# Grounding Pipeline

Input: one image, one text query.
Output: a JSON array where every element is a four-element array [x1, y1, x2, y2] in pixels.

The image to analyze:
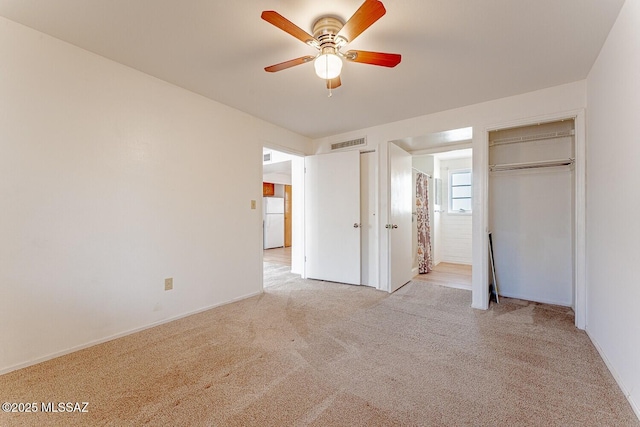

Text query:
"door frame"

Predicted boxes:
[[360, 150, 380, 288], [379, 142, 391, 291], [261, 144, 306, 278]]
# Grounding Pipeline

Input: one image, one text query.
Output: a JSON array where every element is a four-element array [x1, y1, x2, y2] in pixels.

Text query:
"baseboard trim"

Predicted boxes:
[[586, 328, 640, 422], [0, 290, 263, 376], [497, 291, 572, 308], [439, 282, 472, 291]]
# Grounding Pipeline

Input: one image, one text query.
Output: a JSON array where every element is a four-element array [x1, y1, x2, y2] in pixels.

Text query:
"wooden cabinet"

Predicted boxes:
[[284, 184, 292, 247], [263, 182, 274, 196]]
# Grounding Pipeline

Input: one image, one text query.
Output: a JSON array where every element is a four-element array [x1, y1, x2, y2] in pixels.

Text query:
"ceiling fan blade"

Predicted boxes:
[[326, 76, 342, 89], [261, 11, 317, 47], [336, 0, 386, 44], [265, 55, 316, 73], [344, 50, 401, 67]]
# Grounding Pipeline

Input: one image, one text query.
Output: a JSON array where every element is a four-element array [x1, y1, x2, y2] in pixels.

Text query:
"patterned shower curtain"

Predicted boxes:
[[416, 172, 433, 274]]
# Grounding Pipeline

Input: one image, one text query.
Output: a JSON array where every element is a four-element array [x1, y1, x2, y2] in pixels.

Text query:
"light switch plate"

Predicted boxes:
[[164, 278, 173, 291], [251, 200, 257, 209]]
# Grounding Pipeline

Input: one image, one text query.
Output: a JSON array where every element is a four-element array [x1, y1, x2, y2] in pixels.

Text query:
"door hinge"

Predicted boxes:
[[304, 256, 307, 262]]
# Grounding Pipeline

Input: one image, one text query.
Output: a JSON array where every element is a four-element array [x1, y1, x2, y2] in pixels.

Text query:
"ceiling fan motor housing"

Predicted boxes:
[[313, 17, 346, 52]]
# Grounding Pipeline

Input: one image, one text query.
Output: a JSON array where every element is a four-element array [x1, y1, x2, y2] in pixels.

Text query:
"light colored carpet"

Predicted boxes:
[[1, 263, 637, 426]]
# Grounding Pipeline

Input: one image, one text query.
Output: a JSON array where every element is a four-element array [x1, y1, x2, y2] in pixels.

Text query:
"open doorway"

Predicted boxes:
[[390, 127, 473, 292], [262, 147, 304, 284], [262, 148, 293, 267], [411, 148, 473, 290]]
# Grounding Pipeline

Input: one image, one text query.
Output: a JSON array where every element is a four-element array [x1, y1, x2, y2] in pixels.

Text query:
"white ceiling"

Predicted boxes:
[[0, 0, 624, 139], [433, 148, 473, 161], [263, 160, 292, 177]]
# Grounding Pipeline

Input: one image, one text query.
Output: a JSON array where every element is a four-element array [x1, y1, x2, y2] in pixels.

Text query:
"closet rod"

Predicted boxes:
[[489, 158, 574, 172], [412, 167, 432, 178]]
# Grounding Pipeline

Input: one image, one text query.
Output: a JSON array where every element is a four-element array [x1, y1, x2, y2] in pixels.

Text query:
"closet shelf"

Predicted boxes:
[[489, 130, 574, 147], [489, 158, 574, 172]]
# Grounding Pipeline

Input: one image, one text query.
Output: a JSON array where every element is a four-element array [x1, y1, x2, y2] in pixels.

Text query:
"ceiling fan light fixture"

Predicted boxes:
[[314, 53, 342, 80], [262, 1, 400, 89]]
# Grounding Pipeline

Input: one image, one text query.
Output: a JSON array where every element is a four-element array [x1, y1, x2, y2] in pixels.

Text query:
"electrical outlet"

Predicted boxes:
[[251, 200, 257, 209], [164, 278, 173, 291]]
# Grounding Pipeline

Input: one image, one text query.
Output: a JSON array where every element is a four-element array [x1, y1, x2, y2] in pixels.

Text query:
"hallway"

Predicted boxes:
[[413, 262, 472, 291], [263, 247, 291, 266]]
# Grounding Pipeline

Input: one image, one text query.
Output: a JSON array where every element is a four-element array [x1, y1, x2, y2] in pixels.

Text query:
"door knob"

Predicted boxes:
[[392, 224, 398, 229], [353, 223, 360, 228]]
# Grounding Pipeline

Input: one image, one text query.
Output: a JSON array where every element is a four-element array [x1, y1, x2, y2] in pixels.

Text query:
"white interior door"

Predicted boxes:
[[360, 151, 377, 287], [388, 143, 413, 292], [305, 151, 361, 285]]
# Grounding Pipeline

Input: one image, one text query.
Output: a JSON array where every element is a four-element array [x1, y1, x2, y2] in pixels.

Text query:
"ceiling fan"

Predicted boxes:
[[261, 0, 401, 91]]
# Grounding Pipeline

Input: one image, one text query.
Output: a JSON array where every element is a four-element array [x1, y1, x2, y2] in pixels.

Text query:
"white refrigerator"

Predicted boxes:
[[263, 197, 285, 249]]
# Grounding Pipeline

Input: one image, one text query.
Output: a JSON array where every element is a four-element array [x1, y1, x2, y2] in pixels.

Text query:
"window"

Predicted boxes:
[[449, 169, 472, 213]]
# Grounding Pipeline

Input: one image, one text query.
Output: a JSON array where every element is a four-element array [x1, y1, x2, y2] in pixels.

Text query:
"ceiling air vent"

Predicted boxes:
[[263, 152, 272, 162], [331, 137, 366, 151]]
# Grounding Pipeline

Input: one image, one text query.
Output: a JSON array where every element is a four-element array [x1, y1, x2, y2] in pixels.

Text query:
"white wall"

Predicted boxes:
[[262, 173, 291, 186], [273, 184, 285, 197], [291, 156, 305, 276], [440, 158, 473, 265], [432, 157, 442, 265], [314, 80, 587, 310], [586, 0, 640, 417], [0, 17, 311, 373]]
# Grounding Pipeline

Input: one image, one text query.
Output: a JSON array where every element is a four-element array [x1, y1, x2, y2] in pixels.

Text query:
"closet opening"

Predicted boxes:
[[488, 119, 576, 307]]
